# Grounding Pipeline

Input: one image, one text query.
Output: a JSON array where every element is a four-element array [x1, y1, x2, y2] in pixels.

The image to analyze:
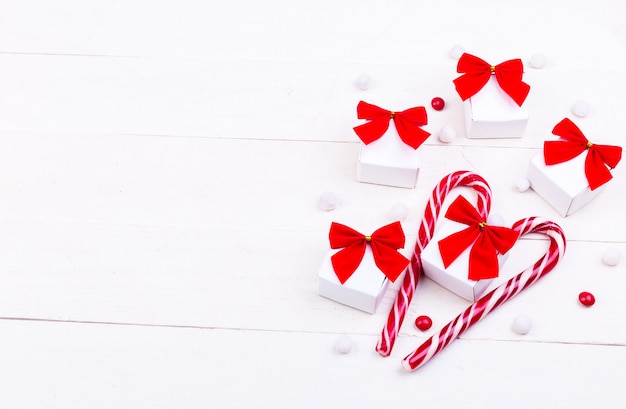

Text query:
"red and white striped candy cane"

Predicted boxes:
[[376, 170, 492, 356], [401, 216, 566, 371]]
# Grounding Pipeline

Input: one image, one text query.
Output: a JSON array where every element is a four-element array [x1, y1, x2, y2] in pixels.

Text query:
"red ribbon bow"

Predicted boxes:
[[453, 53, 530, 106], [329, 221, 410, 284], [544, 118, 623, 191], [437, 196, 519, 281], [353, 101, 430, 150]]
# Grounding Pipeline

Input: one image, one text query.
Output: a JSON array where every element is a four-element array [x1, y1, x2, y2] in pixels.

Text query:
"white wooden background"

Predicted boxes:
[[1, 1, 625, 408]]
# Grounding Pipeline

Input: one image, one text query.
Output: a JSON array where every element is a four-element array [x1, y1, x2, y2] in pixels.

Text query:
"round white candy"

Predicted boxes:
[[318, 191, 339, 211], [449, 44, 465, 59], [512, 314, 532, 335], [335, 335, 353, 354], [389, 203, 409, 221], [514, 177, 531, 192], [602, 247, 621, 266], [356, 74, 371, 90], [438, 125, 456, 143], [529, 53, 547, 69], [572, 100, 590, 118]]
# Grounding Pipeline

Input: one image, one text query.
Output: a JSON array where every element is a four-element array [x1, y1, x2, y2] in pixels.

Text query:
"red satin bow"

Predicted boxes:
[[437, 196, 519, 281], [329, 221, 409, 284], [544, 118, 622, 191], [353, 101, 430, 150], [453, 53, 530, 106]]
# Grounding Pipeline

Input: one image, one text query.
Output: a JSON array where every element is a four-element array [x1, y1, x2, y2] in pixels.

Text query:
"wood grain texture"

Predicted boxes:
[[0, 1, 625, 407]]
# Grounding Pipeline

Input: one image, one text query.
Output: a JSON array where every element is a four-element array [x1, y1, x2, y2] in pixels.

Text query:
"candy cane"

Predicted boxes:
[[401, 216, 566, 371], [376, 171, 492, 356]]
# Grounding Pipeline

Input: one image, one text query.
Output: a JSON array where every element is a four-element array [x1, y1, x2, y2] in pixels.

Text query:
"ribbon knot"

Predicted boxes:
[[544, 118, 623, 190], [329, 222, 410, 284], [437, 196, 519, 281], [353, 101, 430, 150], [453, 53, 530, 106]]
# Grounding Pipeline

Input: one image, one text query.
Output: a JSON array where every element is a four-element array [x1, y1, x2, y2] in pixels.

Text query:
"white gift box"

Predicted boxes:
[[356, 121, 420, 189], [464, 76, 529, 139], [421, 214, 508, 302], [527, 152, 606, 217], [318, 245, 389, 314]]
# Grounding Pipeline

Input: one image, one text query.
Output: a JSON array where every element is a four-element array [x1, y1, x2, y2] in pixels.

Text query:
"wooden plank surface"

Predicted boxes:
[[0, 1, 625, 408]]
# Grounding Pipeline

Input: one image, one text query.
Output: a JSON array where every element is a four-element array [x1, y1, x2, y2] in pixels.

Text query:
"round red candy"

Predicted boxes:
[[431, 97, 445, 111], [415, 315, 433, 331], [578, 291, 595, 307]]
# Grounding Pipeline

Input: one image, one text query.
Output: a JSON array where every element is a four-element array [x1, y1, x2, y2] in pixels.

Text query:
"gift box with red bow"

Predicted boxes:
[[353, 101, 430, 188], [527, 118, 623, 216], [420, 195, 519, 301], [453, 53, 530, 139], [318, 221, 410, 313]]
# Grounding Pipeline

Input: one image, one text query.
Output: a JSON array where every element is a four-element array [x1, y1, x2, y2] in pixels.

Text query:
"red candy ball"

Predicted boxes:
[[431, 97, 445, 111], [578, 291, 596, 307], [415, 315, 433, 331]]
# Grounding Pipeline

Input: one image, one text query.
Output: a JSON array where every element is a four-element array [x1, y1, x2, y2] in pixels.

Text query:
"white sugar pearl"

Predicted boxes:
[[487, 213, 504, 227], [438, 125, 456, 143], [572, 100, 590, 117], [318, 191, 339, 211], [514, 177, 530, 192], [512, 314, 532, 335], [356, 73, 371, 90], [389, 203, 409, 221], [449, 44, 465, 59], [602, 247, 621, 266], [335, 335, 353, 354], [529, 53, 547, 69]]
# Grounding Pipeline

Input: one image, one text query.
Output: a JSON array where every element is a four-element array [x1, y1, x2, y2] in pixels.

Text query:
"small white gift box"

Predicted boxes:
[[353, 101, 429, 189], [318, 221, 409, 313], [421, 212, 510, 302], [527, 118, 622, 217], [318, 245, 389, 314], [463, 76, 529, 139], [527, 152, 605, 217], [356, 124, 421, 189]]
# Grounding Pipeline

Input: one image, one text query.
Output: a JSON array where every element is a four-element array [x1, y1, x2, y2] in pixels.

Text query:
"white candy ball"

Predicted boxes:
[[572, 100, 590, 118], [335, 335, 353, 354], [318, 191, 339, 211], [438, 125, 456, 143], [356, 74, 371, 90], [389, 203, 409, 221], [449, 44, 465, 59], [529, 53, 547, 69], [514, 177, 531, 192], [602, 247, 621, 266], [512, 314, 533, 335]]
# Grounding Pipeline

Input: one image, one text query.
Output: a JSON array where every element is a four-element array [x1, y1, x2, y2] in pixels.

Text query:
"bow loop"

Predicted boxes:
[[329, 222, 409, 284], [453, 53, 530, 106], [437, 196, 519, 281], [544, 118, 623, 190], [353, 101, 430, 150]]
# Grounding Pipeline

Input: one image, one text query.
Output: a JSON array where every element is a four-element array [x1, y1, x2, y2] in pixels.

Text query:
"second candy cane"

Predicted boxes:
[[376, 170, 492, 356], [401, 216, 566, 371]]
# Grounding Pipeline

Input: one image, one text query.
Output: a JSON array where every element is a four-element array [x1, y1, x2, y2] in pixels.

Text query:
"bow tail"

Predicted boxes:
[[453, 72, 490, 101], [353, 118, 391, 145], [330, 244, 366, 284], [468, 235, 500, 281], [495, 69, 530, 106], [394, 117, 431, 150], [438, 226, 481, 269], [585, 149, 614, 190], [370, 242, 409, 282]]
